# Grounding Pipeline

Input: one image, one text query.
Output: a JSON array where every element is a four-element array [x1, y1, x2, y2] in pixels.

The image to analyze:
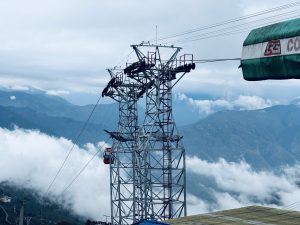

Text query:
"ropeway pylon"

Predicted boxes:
[[102, 43, 195, 225]]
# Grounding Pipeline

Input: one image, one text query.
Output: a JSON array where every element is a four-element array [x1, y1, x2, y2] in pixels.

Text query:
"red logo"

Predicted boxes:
[[264, 40, 281, 56]]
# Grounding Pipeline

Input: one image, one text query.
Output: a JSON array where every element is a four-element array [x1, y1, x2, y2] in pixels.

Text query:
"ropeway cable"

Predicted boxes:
[[60, 136, 112, 194], [45, 94, 103, 195], [149, 0, 300, 43]]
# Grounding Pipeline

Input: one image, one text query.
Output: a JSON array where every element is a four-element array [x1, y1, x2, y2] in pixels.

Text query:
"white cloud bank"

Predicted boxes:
[[178, 93, 274, 115], [0, 127, 110, 220], [46, 90, 70, 96], [1, 127, 300, 220], [187, 157, 300, 215]]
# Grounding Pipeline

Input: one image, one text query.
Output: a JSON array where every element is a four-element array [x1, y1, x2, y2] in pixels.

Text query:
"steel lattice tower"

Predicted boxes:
[[102, 68, 144, 225], [102, 44, 195, 225]]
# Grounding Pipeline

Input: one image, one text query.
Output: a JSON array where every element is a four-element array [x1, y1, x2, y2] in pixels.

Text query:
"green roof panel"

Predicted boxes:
[[244, 18, 300, 46]]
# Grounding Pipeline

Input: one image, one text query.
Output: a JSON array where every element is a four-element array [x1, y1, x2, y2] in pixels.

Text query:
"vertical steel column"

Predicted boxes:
[[102, 70, 140, 225], [129, 44, 191, 221]]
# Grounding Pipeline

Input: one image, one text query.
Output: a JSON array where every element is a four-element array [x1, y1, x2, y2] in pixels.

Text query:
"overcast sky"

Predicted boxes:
[[2, 2, 300, 220], [1, 0, 300, 104]]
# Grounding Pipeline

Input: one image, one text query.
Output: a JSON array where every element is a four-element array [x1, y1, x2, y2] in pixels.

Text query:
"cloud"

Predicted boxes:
[[233, 95, 273, 110], [10, 96, 16, 100], [186, 156, 300, 215], [10, 86, 29, 91], [2, 127, 300, 220], [1, 0, 299, 102], [0, 127, 110, 220], [177, 93, 274, 115], [46, 90, 70, 96]]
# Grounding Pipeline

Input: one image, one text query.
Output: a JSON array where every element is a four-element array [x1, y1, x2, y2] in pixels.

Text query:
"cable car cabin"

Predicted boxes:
[[103, 147, 114, 165]]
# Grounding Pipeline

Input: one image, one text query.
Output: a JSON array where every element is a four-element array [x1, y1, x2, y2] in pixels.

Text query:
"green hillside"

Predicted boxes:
[[0, 182, 85, 225], [181, 105, 300, 169]]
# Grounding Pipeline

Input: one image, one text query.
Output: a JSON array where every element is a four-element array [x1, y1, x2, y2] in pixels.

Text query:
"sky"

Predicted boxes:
[[2, 1, 300, 221], [1, 0, 300, 105]]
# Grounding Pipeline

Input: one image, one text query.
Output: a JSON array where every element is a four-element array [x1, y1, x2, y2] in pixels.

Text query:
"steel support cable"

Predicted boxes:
[[194, 58, 241, 63], [60, 136, 112, 194], [122, 15, 297, 68], [45, 94, 103, 195], [171, 9, 300, 44], [119, 58, 241, 72], [173, 13, 300, 44], [174, 13, 300, 44], [149, 1, 300, 43], [115, 50, 134, 68], [159, 58, 241, 63]]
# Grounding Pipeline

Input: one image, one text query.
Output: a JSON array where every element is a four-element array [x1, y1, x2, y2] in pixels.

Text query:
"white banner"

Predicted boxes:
[[242, 36, 300, 60]]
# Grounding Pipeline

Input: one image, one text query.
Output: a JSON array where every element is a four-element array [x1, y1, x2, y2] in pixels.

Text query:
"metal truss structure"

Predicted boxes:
[[102, 43, 195, 225], [102, 69, 142, 225]]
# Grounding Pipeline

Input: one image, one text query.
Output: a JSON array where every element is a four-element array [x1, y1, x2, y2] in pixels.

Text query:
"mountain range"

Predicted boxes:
[[181, 105, 300, 169], [1, 89, 300, 222], [1, 89, 300, 169], [0, 90, 117, 145], [0, 182, 84, 225]]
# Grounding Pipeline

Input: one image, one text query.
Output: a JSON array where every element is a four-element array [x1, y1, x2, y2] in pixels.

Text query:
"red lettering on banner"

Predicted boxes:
[[264, 40, 281, 56]]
